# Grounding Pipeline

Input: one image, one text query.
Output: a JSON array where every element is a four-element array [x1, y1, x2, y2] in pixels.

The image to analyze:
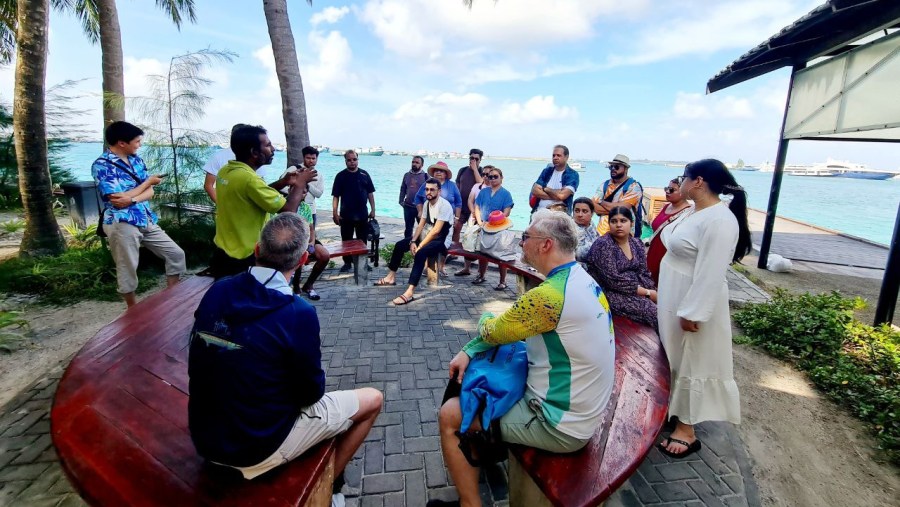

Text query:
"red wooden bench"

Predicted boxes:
[[312, 239, 369, 285], [51, 276, 336, 507], [443, 242, 544, 293], [507, 316, 670, 506]]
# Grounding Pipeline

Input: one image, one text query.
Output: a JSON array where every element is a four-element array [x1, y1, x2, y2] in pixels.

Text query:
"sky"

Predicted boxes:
[[2, 0, 899, 170]]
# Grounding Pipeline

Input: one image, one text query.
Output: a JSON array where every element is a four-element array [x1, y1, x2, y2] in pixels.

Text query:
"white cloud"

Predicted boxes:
[[673, 92, 754, 120], [609, 1, 817, 66], [304, 30, 354, 92], [311, 6, 350, 27], [392, 92, 490, 122], [498, 96, 578, 124]]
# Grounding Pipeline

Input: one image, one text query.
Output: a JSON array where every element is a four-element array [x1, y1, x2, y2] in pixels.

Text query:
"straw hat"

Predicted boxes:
[[482, 210, 513, 233], [427, 161, 453, 178], [607, 154, 631, 167]]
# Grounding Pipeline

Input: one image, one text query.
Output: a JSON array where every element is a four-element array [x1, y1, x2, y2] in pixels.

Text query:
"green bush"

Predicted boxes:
[[735, 290, 900, 464], [157, 215, 216, 268], [1, 219, 25, 233], [0, 245, 158, 304], [380, 243, 413, 268]]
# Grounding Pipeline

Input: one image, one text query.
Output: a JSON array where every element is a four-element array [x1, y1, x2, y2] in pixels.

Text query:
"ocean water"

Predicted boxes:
[[62, 143, 899, 246]]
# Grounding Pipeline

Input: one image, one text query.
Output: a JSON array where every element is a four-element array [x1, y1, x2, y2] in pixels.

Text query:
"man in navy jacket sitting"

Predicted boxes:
[[188, 213, 382, 500]]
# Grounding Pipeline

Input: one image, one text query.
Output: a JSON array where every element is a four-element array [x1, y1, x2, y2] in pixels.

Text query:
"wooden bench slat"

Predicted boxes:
[[52, 276, 337, 507], [509, 316, 670, 507]]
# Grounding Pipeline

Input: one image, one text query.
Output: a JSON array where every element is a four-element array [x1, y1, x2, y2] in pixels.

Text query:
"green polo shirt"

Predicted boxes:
[[214, 161, 287, 259]]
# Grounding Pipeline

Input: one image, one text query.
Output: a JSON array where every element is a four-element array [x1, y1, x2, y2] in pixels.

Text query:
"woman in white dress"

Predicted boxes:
[[657, 159, 752, 458]]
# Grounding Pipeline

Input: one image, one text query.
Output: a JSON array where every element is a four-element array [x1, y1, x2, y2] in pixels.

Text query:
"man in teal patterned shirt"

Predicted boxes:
[[92, 121, 185, 307]]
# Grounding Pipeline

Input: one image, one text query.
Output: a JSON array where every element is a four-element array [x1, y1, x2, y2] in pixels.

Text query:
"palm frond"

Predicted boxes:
[[154, 0, 196, 30]]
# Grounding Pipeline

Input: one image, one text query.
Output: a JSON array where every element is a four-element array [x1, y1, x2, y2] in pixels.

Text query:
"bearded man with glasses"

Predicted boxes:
[[591, 153, 645, 237]]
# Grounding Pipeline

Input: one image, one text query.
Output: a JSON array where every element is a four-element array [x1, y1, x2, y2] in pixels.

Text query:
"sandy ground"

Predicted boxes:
[[0, 214, 898, 505]]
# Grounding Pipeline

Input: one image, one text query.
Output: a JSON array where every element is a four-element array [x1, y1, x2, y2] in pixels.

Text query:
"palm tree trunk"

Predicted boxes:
[[14, 0, 65, 257], [97, 0, 126, 128], [262, 0, 310, 167]]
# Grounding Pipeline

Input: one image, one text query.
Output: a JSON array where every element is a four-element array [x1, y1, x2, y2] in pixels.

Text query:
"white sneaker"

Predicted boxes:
[[331, 493, 346, 507]]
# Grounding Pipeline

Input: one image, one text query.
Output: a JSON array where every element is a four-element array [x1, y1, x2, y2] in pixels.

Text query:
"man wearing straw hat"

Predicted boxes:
[[592, 153, 645, 237]]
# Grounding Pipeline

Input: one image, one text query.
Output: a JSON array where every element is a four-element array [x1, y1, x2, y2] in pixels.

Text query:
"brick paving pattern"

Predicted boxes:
[[0, 218, 763, 506]]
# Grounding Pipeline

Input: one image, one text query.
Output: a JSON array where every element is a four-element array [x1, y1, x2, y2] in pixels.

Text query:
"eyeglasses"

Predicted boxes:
[[521, 232, 549, 243], [486, 174, 500, 180], [664, 187, 678, 194], [469, 156, 480, 161]]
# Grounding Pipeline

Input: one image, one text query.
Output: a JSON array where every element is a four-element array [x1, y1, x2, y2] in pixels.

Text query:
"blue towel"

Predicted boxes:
[[459, 341, 528, 433]]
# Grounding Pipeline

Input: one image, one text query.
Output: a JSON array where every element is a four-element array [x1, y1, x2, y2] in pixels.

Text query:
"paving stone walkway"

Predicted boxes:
[[0, 218, 766, 506]]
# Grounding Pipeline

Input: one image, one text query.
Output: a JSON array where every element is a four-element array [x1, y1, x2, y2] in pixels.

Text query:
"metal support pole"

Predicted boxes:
[[758, 63, 804, 270], [874, 202, 900, 326]]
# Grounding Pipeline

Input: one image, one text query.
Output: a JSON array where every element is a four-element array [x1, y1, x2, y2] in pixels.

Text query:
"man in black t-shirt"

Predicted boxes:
[[332, 150, 376, 271], [453, 148, 484, 243]]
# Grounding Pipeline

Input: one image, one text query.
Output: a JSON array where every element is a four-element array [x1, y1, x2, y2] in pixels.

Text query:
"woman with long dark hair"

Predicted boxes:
[[583, 206, 657, 328], [657, 159, 751, 459], [646, 178, 693, 284]]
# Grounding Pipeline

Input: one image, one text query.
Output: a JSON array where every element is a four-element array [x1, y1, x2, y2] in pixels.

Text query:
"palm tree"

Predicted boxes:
[[13, 0, 66, 256], [68, 0, 197, 128], [262, 0, 311, 167]]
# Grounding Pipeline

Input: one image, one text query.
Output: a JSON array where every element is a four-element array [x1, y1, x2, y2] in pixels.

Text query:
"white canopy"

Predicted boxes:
[[784, 30, 900, 141]]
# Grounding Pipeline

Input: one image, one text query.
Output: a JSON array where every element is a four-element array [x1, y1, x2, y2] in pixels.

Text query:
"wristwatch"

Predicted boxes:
[[130, 197, 137, 204]]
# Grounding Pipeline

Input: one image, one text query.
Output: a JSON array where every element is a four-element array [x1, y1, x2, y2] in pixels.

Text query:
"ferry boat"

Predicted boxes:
[[786, 166, 836, 177], [359, 146, 384, 156], [570, 161, 585, 171], [814, 159, 894, 180]]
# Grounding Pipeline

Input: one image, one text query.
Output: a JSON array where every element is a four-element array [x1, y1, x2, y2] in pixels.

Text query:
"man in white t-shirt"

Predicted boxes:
[[529, 145, 580, 214], [203, 124, 250, 203], [374, 179, 453, 306]]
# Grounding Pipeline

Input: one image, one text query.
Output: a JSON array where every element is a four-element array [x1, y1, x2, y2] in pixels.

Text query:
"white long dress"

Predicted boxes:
[[658, 202, 741, 425]]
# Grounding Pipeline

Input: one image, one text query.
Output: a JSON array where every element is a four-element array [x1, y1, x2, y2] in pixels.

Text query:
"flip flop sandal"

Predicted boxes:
[[494, 283, 508, 291], [472, 276, 487, 285], [657, 437, 701, 459], [454, 270, 472, 276], [391, 294, 416, 306], [374, 278, 396, 286], [301, 288, 321, 301]]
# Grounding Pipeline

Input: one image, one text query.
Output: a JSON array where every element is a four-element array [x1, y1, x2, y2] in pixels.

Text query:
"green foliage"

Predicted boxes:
[[735, 290, 900, 464], [380, 243, 412, 268], [157, 215, 216, 267], [0, 82, 84, 209], [61, 222, 100, 249], [0, 245, 157, 304], [1, 218, 24, 233], [0, 310, 29, 353]]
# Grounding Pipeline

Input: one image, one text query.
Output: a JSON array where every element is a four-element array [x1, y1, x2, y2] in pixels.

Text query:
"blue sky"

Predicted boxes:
[[2, 0, 899, 169]]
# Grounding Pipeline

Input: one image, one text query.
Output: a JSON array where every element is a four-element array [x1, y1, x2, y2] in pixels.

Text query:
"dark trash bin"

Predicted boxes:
[[61, 181, 102, 229]]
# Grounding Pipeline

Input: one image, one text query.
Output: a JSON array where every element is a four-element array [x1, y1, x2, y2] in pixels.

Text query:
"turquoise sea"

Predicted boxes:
[[63, 143, 899, 246]]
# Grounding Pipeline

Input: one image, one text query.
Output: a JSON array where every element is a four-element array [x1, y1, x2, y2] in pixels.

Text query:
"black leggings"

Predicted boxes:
[[389, 238, 447, 287]]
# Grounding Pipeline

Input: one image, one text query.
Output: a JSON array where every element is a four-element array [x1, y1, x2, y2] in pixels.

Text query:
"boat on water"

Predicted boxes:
[[570, 161, 585, 171], [786, 165, 836, 177], [814, 159, 895, 180], [359, 146, 384, 156]]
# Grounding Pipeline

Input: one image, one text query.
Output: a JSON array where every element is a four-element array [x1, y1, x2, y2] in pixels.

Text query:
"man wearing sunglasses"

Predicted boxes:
[[453, 148, 485, 244], [591, 154, 644, 237]]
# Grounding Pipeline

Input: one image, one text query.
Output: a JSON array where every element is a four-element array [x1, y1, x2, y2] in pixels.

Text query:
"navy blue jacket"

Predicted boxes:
[[188, 272, 325, 467]]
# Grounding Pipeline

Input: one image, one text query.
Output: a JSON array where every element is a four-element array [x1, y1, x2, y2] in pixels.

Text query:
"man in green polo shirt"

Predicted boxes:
[[209, 125, 315, 278]]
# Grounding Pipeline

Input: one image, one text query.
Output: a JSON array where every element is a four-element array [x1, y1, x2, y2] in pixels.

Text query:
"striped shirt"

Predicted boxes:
[[462, 262, 615, 439]]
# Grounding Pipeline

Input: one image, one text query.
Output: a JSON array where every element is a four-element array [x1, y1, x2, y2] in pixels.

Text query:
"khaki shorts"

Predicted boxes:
[[104, 221, 186, 293], [232, 390, 359, 479], [500, 396, 589, 454]]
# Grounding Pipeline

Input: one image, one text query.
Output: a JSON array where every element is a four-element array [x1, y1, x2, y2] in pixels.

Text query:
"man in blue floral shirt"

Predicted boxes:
[[92, 121, 185, 307]]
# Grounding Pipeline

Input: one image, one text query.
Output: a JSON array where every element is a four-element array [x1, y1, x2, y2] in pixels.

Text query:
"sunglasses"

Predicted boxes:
[[469, 156, 481, 161], [608, 164, 625, 170], [676, 175, 688, 185], [486, 174, 500, 180], [664, 187, 678, 194]]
